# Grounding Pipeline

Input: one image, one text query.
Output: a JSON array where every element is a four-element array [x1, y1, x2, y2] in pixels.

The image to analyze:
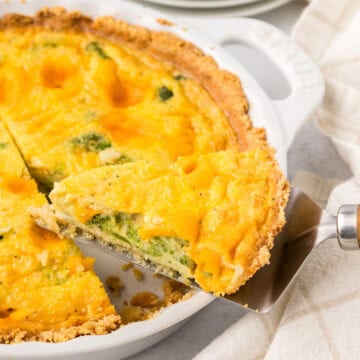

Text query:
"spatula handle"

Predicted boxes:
[[337, 205, 360, 250]]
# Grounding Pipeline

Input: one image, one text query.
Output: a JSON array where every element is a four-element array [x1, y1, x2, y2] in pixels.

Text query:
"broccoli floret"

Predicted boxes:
[[148, 237, 168, 257], [70, 132, 111, 153], [180, 255, 195, 270], [173, 74, 186, 81], [114, 213, 127, 224], [85, 41, 111, 60], [116, 153, 133, 164], [125, 225, 138, 242], [86, 213, 112, 227], [87, 213, 130, 243], [99, 149, 133, 166], [0, 143, 7, 150], [158, 86, 174, 101]]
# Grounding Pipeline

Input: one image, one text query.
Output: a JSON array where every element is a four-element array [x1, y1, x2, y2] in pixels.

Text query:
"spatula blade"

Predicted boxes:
[[224, 188, 337, 312]]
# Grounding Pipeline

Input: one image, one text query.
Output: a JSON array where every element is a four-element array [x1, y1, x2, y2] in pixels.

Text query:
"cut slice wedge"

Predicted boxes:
[[33, 148, 289, 296], [0, 124, 120, 343]]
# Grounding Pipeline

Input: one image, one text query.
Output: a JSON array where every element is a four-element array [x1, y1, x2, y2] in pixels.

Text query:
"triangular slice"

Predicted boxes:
[[0, 124, 120, 343], [34, 148, 289, 296]]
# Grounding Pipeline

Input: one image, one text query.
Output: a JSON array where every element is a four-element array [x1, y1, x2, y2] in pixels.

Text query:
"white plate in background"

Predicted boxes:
[[130, 0, 292, 16], [141, 0, 261, 10]]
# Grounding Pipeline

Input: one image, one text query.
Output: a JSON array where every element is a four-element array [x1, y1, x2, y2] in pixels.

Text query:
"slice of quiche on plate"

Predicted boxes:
[[33, 148, 289, 296], [0, 124, 120, 343]]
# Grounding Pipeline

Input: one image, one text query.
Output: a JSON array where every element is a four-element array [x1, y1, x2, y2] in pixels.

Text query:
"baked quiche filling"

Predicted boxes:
[[0, 18, 243, 190], [38, 148, 288, 295], [0, 124, 120, 344]]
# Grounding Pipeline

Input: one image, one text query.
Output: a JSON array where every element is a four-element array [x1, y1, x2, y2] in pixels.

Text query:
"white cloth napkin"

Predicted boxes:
[[194, 1, 360, 359]]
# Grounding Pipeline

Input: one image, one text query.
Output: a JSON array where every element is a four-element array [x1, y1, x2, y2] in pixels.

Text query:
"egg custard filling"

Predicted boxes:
[[34, 148, 288, 296], [0, 8, 263, 191], [0, 124, 120, 344], [0, 7, 289, 341]]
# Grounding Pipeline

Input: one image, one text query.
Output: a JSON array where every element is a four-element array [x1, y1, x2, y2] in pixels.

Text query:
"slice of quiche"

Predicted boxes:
[[33, 148, 289, 296], [0, 124, 120, 344], [0, 8, 264, 191]]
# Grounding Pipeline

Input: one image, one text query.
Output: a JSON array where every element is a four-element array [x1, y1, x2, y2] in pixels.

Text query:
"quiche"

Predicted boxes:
[[36, 148, 288, 295], [0, 123, 120, 343], [0, 5, 289, 337]]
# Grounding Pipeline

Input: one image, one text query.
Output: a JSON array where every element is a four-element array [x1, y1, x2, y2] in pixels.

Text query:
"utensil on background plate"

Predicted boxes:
[[0, 1, 323, 359]]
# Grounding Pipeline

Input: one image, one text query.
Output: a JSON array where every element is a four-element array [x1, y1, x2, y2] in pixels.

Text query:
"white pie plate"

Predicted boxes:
[[0, 1, 324, 359]]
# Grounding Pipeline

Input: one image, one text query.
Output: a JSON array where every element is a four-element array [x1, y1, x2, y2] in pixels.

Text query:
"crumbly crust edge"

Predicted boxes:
[[0, 314, 121, 344], [224, 150, 290, 295]]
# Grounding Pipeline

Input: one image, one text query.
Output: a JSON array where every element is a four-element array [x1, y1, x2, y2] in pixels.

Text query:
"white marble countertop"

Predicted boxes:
[[129, 2, 352, 359]]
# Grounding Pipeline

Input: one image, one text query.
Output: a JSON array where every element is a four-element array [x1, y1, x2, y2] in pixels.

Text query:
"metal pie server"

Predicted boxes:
[[76, 187, 357, 313], [224, 187, 357, 312]]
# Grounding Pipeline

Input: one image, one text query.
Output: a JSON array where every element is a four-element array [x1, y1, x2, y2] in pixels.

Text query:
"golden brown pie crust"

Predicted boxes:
[[0, 315, 120, 344]]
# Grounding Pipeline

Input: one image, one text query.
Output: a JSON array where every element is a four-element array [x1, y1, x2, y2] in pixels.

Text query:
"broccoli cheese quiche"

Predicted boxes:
[[0, 5, 289, 325], [0, 124, 120, 343]]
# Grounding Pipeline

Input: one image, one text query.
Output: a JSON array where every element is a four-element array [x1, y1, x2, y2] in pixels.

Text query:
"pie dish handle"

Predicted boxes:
[[191, 18, 325, 149]]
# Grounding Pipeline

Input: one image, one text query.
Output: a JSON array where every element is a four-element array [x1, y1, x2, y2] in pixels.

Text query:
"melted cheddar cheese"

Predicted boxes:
[[0, 124, 119, 343], [0, 27, 238, 189], [49, 149, 287, 295]]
